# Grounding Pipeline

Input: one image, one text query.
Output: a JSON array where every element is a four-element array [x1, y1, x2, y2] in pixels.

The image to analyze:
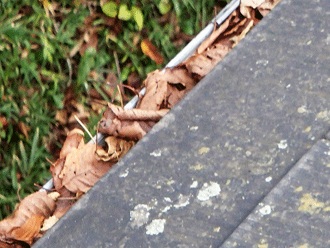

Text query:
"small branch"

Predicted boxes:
[[74, 115, 96, 143], [113, 51, 124, 107]]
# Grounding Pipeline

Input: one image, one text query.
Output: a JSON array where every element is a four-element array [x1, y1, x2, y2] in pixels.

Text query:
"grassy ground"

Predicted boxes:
[[0, 0, 228, 219]]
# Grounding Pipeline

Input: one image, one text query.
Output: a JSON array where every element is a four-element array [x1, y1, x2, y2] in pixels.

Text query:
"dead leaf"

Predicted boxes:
[[137, 67, 197, 111], [58, 142, 113, 193], [141, 39, 164, 65], [186, 43, 231, 79], [257, 0, 281, 16], [196, 17, 231, 54], [232, 19, 254, 47], [10, 214, 44, 244], [0, 191, 57, 244], [59, 129, 84, 159], [241, 0, 265, 8], [40, 215, 58, 232], [95, 136, 135, 162], [52, 188, 77, 219], [98, 103, 168, 140]]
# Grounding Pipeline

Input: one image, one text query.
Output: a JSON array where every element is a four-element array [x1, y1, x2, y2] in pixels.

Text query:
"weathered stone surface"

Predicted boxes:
[[221, 139, 330, 247], [34, 0, 330, 247]]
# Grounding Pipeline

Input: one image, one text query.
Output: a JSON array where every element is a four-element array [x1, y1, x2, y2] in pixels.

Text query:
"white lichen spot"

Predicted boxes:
[[327, 163, 330, 168], [295, 186, 303, 192], [197, 182, 221, 202], [306, 40, 312, 45], [256, 59, 268, 66], [164, 197, 172, 202], [190, 126, 199, 131], [277, 140, 288, 149], [297, 106, 307, 114], [245, 150, 252, 157], [119, 168, 129, 178], [150, 150, 161, 157], [161, 206, 171, 213], [198, 147, 210, 155], [146, 219, 166, 235], [259, 205, 271, 215], [130, 204, 151, 228], [265, 176, 272, 183], [173, 194, 190, 209], [213, 226, 221, 233], [190, 181, 198, 188]]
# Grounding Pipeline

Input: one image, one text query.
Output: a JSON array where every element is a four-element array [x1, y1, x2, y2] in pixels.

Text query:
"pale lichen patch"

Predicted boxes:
[[295, 186, 303, 192], [258, 243, 268, 248], [298, 193, 325, 214], [277, 140, 288, 149], [150, 150, 162, 157], [190, 126, 199, 131], [119, 168, 129, 178], [198, 147, 210, 155], [173, 194, 190, 209], [259, 205, 271, 215], [190, 164, 203, 170], [265, 176, 272, 182], [197, 182, 221, 202], [130, 204, 151, 228], [146, 219, 166, 235], [190, 181, 198, 188]]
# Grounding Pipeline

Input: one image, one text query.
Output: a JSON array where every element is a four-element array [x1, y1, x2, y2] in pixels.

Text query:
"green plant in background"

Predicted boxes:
[[0, 0, 228, 218]]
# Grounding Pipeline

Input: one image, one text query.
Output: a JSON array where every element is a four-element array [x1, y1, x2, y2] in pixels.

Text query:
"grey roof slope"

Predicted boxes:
[[33, 0, 330, 247]]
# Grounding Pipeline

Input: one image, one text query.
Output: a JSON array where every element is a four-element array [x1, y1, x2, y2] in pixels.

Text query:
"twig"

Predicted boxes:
[[74, 115, 96, 143], [17, 184, 21, 202], [113, 51, 124, 107]]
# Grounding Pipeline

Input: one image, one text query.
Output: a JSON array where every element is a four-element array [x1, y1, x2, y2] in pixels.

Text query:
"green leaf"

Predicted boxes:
[[41, 36, 55, 63], [102, 1, 118, 18], [131, 6, 143, 30], [118, 4, 131, 21], [158, 0, 172, 15]]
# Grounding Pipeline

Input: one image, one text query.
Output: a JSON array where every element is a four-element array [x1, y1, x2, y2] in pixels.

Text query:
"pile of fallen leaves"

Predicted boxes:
[[0, 0, 280, 246]]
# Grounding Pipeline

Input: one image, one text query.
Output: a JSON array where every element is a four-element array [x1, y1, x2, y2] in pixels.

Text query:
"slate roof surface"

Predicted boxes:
[[33, 0, 330, 247]]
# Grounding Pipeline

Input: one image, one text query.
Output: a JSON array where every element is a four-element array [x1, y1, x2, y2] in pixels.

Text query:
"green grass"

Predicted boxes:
[[0, 0, 228, 219]]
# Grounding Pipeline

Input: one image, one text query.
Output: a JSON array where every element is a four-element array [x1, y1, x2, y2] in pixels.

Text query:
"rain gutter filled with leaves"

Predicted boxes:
[[41, 0, 241, 191], [0, 0, 281, 245]]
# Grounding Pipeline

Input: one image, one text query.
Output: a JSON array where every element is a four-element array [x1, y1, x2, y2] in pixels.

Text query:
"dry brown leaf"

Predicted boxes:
[[185, 43, 231, 78], [137, 67, 197, 111], [40, 215, 58, 232], [10, 214, 44, 244], [58, 142, 113, 193], [95, 136, 135, 162], [98, 103, 169, 140], [258, 0, 281, 16], [52, 188, 77, 219], [232, 19, 254, 47], [50, 158, 65, 191], [141, 39, 164, 65], [241, 0, 265, 8], [59, 129, 84, 159], [196, 17, 231, 54], [0, 191, 57, 244]]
